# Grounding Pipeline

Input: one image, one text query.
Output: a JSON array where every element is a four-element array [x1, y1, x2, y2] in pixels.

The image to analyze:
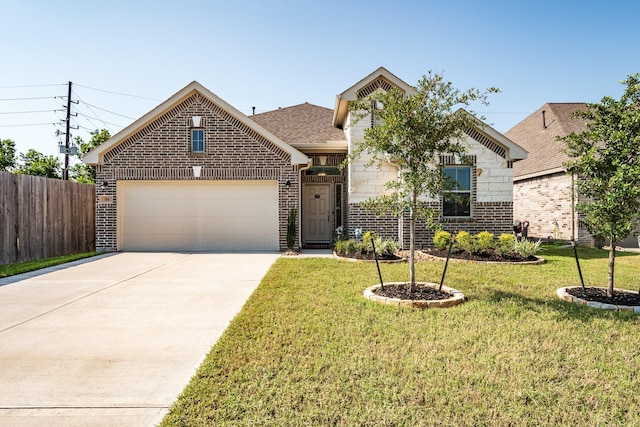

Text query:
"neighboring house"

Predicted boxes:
[[84, 67, 527, 252], [506, 102, 638, 247]]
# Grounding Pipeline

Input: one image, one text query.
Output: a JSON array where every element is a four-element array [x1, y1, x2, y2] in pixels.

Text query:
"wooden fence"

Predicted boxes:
[[0, 171, 95, 265]]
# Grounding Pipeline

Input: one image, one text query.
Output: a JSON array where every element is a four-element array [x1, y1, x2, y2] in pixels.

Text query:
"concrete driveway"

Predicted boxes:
[[0, 252, 280, 427]]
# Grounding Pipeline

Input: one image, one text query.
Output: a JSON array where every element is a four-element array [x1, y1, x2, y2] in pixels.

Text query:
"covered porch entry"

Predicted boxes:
[[300, 154, 346, 249]]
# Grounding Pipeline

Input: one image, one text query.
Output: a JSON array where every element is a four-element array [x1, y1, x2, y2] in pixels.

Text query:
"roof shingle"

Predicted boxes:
[[250, 103, 346, 145], [505, 103, 588, 179]]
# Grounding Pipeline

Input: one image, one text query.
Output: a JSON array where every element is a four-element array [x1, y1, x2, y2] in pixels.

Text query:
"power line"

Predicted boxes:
[[0, 122, 55, 127], [0, 96, 56, 101], [74, 83, 160, 101], [0, 83, 66, 89], [0, 110, 56, 115], [76, 112, 124, 128], [77, 100, 135, 120], [73, 89, 112, 132]]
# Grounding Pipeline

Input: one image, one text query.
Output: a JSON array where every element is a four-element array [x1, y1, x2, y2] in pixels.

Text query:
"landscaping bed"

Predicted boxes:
[[372, 282, 451, 300], [423, 247, 537, 263], [565, 286, 640, 306]]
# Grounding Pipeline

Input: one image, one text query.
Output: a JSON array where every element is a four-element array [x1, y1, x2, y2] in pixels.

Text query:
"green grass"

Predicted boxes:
[[161, 247, 640, 426], [0, 252, 101, 278]]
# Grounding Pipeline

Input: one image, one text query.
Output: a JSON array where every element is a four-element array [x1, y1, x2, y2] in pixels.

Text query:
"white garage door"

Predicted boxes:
[[118, 180, 279, 251]]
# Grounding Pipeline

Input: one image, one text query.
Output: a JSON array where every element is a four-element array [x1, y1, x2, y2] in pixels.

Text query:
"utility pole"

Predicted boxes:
[[63, 81, 72, 180]]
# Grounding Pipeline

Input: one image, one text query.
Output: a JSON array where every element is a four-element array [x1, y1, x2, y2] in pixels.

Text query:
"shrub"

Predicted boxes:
[[433, 231, 451, 249], [476, 231, 494, 251], [377, 238, 399, 256], [335, 239, 357, 254], [513, 239, 543, 258], [286, 208, 297, 249], [455, 231, 480, 254], [496, 233, 516, 256], [335, 236, 398, 257]]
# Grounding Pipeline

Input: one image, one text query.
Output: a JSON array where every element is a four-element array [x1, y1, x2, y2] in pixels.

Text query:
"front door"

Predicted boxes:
[[303, 184, 332, 243]]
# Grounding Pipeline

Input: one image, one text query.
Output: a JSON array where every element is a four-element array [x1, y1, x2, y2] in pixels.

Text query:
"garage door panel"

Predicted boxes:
[[119, 181, 279, 251]]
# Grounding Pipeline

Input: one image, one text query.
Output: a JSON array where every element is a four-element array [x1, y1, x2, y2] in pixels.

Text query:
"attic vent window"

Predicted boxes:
[[190, 116, 205, 153]]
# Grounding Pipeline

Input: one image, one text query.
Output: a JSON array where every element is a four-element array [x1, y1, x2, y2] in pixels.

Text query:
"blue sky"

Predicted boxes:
[[2, 0, 639, 159]]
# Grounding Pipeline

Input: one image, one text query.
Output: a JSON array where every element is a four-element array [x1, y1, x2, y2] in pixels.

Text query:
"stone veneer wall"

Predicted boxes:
[[344, 109, 517, 248], [95, 93, 299, 252]]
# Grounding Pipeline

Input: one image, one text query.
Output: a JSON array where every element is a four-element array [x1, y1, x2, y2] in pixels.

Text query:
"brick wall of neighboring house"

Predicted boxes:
[[513, 172, 576, 242], [95, 93, 298, 252], [513, 172, 610, 246]]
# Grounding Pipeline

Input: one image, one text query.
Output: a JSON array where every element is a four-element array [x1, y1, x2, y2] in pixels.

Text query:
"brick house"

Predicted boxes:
[[85, 68, 527, 252], [506, 103, 588, 243], [506, 102, 639, 247]]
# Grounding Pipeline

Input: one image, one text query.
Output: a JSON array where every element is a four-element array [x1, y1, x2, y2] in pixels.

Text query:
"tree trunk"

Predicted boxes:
[[607, 237, 616, 298], [409, 191, 417, 292]]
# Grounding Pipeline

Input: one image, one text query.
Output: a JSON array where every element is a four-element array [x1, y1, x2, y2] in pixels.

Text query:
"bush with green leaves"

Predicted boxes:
[[455, 230, 481, 254], [495, 233, 516, 257], [433, 231, 452, 249], [513, 239, 543, 258], [335, 232, 398, 257], [476, 231, 494, 251], [335, 239, 357, 254], [376, 238, 399, 256]]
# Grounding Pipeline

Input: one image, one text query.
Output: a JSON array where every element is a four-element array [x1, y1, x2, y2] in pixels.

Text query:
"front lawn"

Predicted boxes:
[[162, 247, 640, 426]]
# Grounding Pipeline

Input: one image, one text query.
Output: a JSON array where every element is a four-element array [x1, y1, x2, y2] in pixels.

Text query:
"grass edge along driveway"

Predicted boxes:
[[161, 247, 640, 426]]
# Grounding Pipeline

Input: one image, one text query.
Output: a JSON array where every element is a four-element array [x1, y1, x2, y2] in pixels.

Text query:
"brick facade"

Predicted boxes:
[[95, 93, 299, 252], [512, 172, 603, 245], [513, 172, 578, 242]]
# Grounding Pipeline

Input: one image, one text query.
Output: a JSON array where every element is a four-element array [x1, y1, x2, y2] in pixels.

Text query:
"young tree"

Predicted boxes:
[[561, 74, 640, 297], [347, 71, 498, 290], [0, 138, 17, 171], [14, 149, 61, 179], [70, 129, 110, 184]]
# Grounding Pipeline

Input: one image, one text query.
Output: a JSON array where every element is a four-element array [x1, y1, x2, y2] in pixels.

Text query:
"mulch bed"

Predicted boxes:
[[373, 283, 452, 300], [334, 251, 403, 261], [423, 248, 536, 262], [566, 287, 640, 306]]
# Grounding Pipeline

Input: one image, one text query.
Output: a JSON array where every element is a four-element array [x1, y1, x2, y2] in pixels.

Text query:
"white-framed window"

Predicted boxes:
[[443, 166, 471, 217], [191, 128, 205, 153]]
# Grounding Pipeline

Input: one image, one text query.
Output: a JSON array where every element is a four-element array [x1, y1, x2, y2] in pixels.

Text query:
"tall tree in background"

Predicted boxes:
[[561, 74, 640, 297], [0, 138, 17, 171], [14, 149, 61, 179], [69, 129, 110, 184], [346, 71, 498, 290]]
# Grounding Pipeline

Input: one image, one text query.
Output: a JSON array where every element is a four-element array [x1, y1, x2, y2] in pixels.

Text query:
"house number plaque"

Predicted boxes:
[[98, 195, 113, 205]]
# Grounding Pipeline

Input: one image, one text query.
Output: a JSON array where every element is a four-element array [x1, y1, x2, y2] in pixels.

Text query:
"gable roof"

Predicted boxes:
[[505, 103, 588, 180], [83, 81, 309, 165], [332, 67, 415, 128], [251, 103, 347, 153], [460, 109, 528, 161]]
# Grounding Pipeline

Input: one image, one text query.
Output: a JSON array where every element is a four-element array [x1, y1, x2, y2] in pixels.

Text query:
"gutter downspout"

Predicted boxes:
[[298, 159, 313, 249]]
